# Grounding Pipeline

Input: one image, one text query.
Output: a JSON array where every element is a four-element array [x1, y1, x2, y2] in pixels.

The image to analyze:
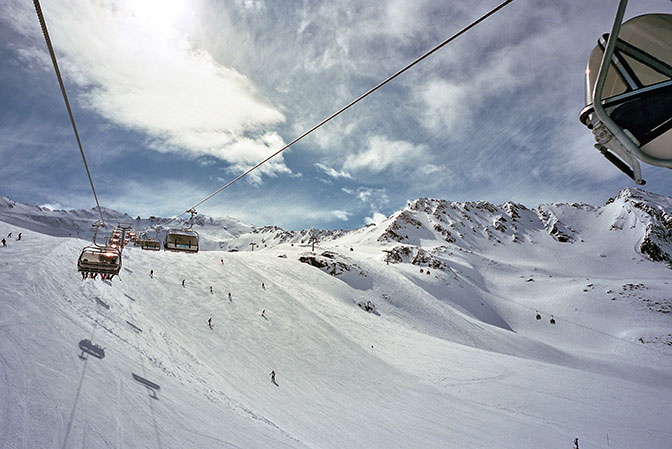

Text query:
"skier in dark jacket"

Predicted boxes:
[[17, 233, 21, 241], [270, 370, 276, 384], [182, 279, 185, 287], [208, 317, 213, 329], [1, 238, 5, 247], [149, 269, 154, 278]]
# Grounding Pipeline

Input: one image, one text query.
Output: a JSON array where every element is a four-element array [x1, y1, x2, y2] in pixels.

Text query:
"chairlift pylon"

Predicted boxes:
[[579, 0, 672, 185]]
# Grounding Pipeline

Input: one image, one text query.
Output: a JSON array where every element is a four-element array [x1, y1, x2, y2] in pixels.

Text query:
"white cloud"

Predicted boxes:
[[364, 211, 386, 225], [331, 210, 351, 221], [344, 136, 427, 173], [315, 163, 352, 179], [22, 0, 289, 176]]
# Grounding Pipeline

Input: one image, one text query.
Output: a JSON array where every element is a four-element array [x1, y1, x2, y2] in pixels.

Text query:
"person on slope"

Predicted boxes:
[[182, 279, 185, 287], [6, 232, 11, 238], [261, 309, 266, 319], [17, 233, 21, 241], [573, 437, 579, 449], [208, 317, 213, 329], [210, 286, 213, 294], [270, 370, 276, 384], [262, 282, 266, 290], [228, 292, 232, 302], [1, 238, 6, 247], [149, 269, 153, 279]]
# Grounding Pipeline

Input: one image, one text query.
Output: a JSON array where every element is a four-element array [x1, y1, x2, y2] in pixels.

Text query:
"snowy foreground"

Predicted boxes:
[[1, 189, 672, 448]]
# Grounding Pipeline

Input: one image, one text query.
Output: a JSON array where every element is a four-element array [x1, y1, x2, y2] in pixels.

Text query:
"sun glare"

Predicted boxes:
[[123, 0, 187, 29]]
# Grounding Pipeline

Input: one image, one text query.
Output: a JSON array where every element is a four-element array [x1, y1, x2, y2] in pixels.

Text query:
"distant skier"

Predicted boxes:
[[210, 286, 213, 294], [1, 238, 5, 247], [573, 437, 579, 449], [262, 282, 266, 290], [149, 269, 154, 279], [17, 233, 21, 241], [220, 259, 224, 264], [261, 309, 266, 318], [182, 279, 185, 287], [270, 370, 276, 384], [6, 232, 11, 238], [208, 317, 213, 329], [228, 292, 232, 302]]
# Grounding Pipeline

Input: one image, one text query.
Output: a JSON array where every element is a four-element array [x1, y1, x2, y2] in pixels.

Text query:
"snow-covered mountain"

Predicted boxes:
[[1, 188, 671, 448]]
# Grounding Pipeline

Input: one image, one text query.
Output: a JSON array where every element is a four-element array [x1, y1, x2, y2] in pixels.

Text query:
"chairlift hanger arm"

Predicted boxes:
[[177, 0, 515, 217]]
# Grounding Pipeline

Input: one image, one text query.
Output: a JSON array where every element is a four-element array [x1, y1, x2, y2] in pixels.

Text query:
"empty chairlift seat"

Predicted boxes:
[[164, 229, 199, 253], [580, 13, 672, 182], [141, 239, 161, 251]]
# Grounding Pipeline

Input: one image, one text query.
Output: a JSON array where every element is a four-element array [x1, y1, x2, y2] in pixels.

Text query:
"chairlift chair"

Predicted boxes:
[[140, 227, 162, 251], [580, 2, 672, 185], [164, 229, 199, 252], [77, 220, 122, 279], [142, 239, 162, 251], [77, 245, 122, 277], [164, 209, 199, 253]]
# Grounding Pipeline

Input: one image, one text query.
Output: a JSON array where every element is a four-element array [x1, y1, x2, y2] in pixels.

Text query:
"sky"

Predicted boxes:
[[1, 0, 671, 230]]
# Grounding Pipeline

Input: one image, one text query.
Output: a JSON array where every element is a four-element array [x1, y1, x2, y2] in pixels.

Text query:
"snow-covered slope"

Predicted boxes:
[[1, 189, 671, 448]]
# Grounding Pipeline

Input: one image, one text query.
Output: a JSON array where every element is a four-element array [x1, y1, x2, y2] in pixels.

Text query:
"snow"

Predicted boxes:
[[1, 189, 672, 448]]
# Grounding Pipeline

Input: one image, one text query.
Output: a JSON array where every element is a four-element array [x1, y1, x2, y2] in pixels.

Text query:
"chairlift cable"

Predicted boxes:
[[179, 0, 515, 217], [33, 0, 106, 226]]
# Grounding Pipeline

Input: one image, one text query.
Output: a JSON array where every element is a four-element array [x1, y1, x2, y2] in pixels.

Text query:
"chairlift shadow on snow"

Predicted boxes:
[[132, 373, 161, 399], [78, 339, 105, 359], [95, 297, 110, 309]]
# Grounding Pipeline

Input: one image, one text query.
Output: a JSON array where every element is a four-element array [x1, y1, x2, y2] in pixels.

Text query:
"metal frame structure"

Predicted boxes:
[[580, 0, 672, 184]]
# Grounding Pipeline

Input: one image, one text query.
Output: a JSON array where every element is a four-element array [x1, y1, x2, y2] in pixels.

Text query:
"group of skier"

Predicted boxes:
[[1, 232, 22, 247], [145, 262, 278, 384]]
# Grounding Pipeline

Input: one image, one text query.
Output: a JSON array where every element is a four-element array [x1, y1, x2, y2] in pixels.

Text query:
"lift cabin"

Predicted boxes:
[[580, 4, 672, 184], [164, 229, 199, 253]]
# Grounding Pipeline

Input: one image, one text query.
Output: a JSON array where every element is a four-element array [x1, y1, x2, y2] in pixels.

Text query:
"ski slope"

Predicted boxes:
[[1, 190, 672, 448]]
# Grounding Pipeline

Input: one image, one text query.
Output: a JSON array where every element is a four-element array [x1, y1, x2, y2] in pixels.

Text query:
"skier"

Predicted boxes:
[[208, 317, 213, 329], [149, 269, 154, 279], [270, 370, 276, 384], [228, 292, 232, 302], [261, 309, 266, 318], [220, 259, 224, 264], [573, 437, 579, 449], [210, 286, 213, 294], [17, 233, 21, 241], [1, 238, 5, 247], [182, 279, 185, 287], [6, 232, 10, 238], [262, 282, 266, 290]]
